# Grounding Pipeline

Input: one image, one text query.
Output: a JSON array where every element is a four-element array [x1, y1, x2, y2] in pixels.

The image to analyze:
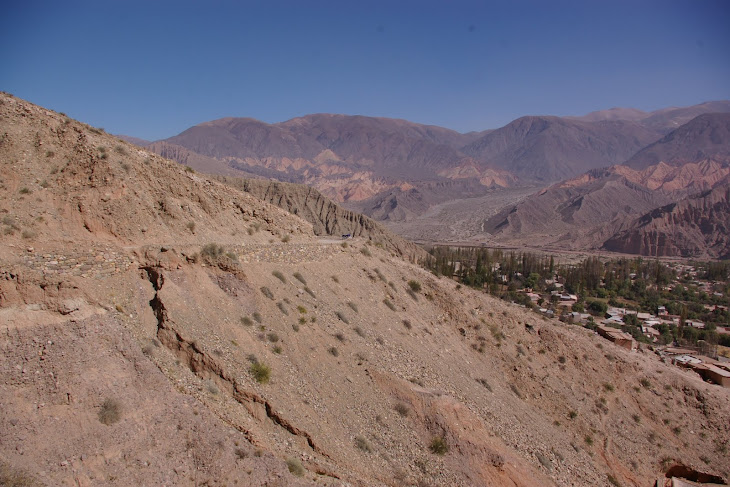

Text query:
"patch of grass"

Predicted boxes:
[[272, 270, 286, 283], [429, 436, 448, 455], [355, 436, 372, 453], [408, 280, 422, 292], [297, 306, 307, 314], [286, 457, 305, 477], [383, 299, 396, 311], [347, 301, 359, 313], [260, 287, 274, 300], [250, 362, 271, 384], [293, 272, 307, 285], [394, 402, 409, 417], [98, 398, 122, 425]]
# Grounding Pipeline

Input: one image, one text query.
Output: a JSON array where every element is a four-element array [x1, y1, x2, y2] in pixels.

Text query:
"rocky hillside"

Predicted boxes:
[[603, 181, 730, 259], [213, 176, 428, 261], [2, 93, 729, 487]]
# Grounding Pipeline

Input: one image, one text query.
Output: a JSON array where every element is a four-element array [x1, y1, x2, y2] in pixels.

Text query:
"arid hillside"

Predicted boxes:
[[1, 93, 729, 487]]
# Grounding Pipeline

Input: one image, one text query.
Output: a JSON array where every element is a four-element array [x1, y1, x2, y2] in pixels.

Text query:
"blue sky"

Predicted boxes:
[[2, 0, 729, 140]]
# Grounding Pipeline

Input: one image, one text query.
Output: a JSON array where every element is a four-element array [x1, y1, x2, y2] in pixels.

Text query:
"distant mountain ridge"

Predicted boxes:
[[483, 112, 730, 256]]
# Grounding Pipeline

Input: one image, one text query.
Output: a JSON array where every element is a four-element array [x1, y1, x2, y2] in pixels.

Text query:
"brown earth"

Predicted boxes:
[[1, 93, 729, 487]]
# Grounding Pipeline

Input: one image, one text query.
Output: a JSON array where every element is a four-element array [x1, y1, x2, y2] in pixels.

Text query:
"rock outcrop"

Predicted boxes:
[[603, 182, 730, 258], [214, 176, 428, 261]]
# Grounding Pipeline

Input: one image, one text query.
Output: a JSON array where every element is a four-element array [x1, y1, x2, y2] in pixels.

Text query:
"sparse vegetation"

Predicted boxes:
[[250, 362, 271, 384], [584, 435, 593, 446], [429, 436, 449, 455], [568, 410, 578, 419], [355, 436, 372, 453], [640, 378, 651, 389], [98, 398, 122, 425], [408, 280, 422, 292], [277, 302, 288, 315], [253, 311, 263, 323], [603, 383, 614, 392], [266, 332, 279, 343], [394, 402, 409, 417], [297, 305, 307, 314], [286, 457, 305, 477], [241, 316, 253, 327], [360, 247, 372, 257], [260, 286, 274, 300], [19, 187, 31, 194]]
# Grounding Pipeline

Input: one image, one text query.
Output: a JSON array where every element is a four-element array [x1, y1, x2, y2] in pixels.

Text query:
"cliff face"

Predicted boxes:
[[215, 176, 429, 261], [603, 182, 730, 258]]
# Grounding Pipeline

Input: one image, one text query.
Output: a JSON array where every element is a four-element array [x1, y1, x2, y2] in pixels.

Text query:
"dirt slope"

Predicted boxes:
[[1, 93, 729, 487]]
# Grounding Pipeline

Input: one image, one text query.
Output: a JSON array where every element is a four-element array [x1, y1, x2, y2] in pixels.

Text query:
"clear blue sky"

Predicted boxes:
[[2, 0, 729, 140]]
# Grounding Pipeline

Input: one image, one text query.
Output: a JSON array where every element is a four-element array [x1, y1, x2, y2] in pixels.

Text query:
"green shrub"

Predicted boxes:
[[98, 398, 122, 425], [568, 410, 577, 419], [355, 436, 372, 453], [286, 457, 304, 477], [297, 305, 307, 314], [408, 280, 422, 292], [250, 362, 271, 384], [429, 436, 448, 455]]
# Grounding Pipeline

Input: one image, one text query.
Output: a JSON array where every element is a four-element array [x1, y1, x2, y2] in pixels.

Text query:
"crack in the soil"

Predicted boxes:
[[141, 266, 331, 462]]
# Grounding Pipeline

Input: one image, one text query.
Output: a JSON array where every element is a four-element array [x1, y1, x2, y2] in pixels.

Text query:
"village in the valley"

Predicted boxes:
[[427, 248, 730, 389]]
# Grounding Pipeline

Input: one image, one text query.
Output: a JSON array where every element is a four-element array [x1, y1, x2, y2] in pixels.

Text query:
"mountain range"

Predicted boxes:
[[129, 100, 730, 258]]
